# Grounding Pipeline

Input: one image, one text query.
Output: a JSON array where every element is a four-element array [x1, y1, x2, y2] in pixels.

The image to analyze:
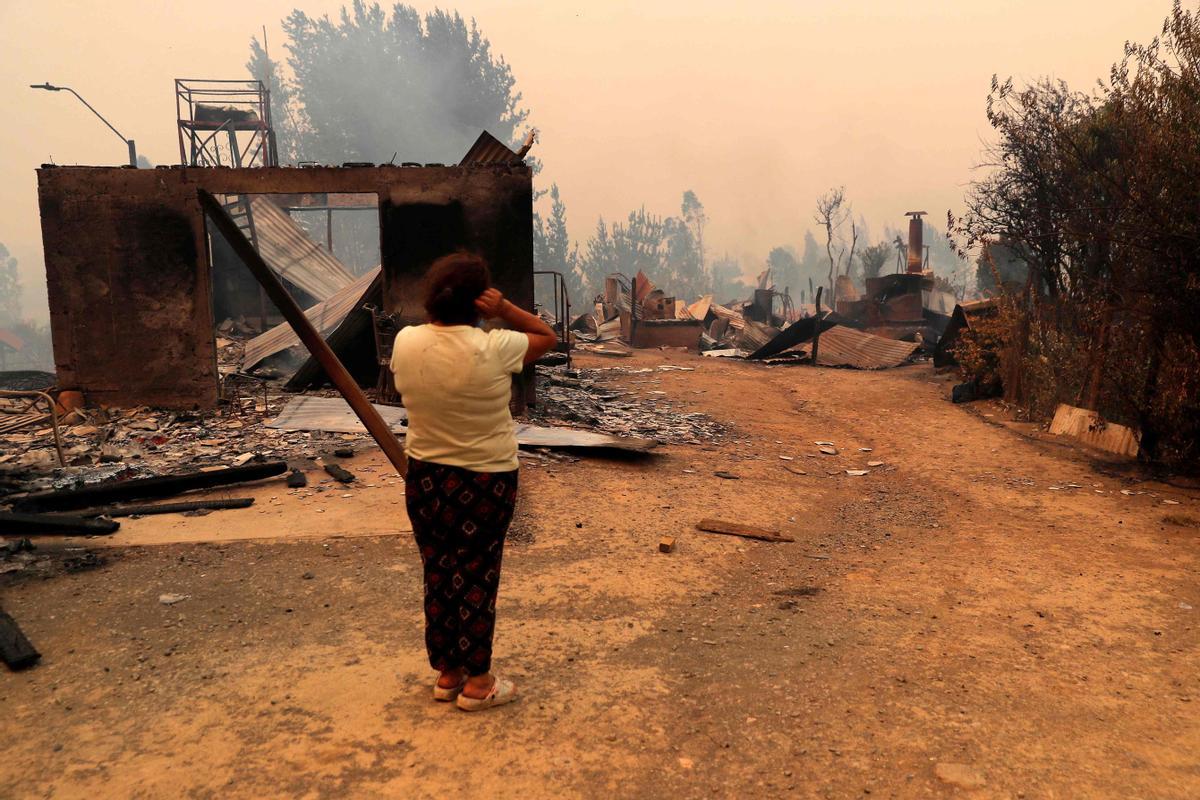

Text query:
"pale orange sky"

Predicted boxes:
[[0, 1, 1170, 319]]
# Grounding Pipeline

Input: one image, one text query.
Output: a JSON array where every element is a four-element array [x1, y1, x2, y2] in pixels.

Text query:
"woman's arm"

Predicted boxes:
[[475, 289, 558, 365]]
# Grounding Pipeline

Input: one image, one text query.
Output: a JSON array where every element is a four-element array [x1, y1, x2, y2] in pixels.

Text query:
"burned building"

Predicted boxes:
[[35, 162, 533, 408]]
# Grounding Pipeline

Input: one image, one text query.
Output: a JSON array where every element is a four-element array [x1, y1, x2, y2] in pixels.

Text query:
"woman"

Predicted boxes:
[[390, 252, 556, 712]]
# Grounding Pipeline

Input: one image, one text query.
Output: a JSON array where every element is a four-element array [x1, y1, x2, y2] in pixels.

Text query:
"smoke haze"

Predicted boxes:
[[0, 0, 1167, 319]]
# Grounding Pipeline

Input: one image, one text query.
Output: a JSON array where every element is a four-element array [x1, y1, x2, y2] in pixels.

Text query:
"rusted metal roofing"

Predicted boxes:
[[709, 303, 746, 331], [241, 266, 381, 370], [787, 325, 919, 369], [737, 320, 779, 352], [246, 196, 356, 301], [459, 131, 520, 166], [680, 295, 712, 320]]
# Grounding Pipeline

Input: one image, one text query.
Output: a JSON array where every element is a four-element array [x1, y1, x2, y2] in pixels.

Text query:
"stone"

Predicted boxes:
[[934, 763, 986, 789]]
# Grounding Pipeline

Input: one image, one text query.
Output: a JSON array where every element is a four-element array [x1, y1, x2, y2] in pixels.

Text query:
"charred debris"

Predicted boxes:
[[571, 210, 957, 370], [3, 78, 978, 619]]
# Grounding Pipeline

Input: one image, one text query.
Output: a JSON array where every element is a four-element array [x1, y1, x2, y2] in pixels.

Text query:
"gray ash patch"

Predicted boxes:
[[528, 367, 728, 444]]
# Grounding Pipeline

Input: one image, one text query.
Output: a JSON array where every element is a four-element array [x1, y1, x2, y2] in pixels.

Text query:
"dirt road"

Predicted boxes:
[[3, 352, 1198, 799]]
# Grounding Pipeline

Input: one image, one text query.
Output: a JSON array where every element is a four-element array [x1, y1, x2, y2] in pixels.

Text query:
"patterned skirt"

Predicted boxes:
[[405, 457, 519, 675]]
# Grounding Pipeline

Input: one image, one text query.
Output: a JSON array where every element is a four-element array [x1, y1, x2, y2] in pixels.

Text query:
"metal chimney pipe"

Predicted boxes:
[[905, 211, 927, 274]]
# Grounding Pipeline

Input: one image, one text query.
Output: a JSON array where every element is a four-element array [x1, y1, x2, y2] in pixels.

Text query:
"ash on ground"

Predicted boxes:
[[529, 366, 728, 444], [0, 389, 371, 500]]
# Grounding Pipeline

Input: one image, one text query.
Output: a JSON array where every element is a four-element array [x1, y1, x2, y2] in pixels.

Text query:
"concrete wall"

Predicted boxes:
[[36, 164, 532, 408], [621, 318, 704, 351]]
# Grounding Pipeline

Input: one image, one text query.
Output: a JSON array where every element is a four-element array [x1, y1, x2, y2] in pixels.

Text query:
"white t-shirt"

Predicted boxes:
[[390, 324, 529, 472]]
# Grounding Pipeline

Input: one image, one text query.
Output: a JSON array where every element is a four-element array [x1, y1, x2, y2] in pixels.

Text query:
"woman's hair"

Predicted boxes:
[[423, 252, 491, 326]]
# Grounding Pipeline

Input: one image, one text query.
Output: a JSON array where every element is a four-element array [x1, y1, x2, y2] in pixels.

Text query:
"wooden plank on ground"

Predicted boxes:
[[695, 518, 795, 543], [0, 511, 120, 536], [14, 461, 287, 512]]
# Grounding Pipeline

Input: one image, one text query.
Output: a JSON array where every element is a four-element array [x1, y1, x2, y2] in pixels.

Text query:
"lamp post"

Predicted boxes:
[[30, 82, 138, 167]]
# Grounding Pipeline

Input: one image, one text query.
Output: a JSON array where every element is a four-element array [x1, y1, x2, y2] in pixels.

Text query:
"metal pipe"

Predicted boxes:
[[0, 390, 64, 466], [905, 211, 927, 274], [197, 189, 409, 478], [30, 83, 137, 166]]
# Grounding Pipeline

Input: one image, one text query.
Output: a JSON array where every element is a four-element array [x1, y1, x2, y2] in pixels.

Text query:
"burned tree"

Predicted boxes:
[[952, 0, 1200, 465], [813, 187, 846, 304]]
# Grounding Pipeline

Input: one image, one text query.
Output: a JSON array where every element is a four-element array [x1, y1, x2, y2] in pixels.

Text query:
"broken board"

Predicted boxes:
[[267, 396, 658, 453], [242, 266, 381, 370], [695, 518, 795, 543], [1048, 403, 1140, 458]]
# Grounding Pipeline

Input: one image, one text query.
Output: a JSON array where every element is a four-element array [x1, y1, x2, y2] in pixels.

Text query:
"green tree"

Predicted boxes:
[[857, 241, 892, 281], [259, 2, 531, 164], [247, 34, 300, 164], [953, 0, 1200, 464], [662, 218, 699, 299], [766, 246, 801, 295], [578, 217, 618, 301], [681, 190, 707, 275], [579, 207, 667, 300], [0, 243, 20, 326], [709, 255, 746, 304], [975, 236, 1028, 293], [797, 231, 825, 297], [533, 184, 583, 308], [611, 208, 667, 280]]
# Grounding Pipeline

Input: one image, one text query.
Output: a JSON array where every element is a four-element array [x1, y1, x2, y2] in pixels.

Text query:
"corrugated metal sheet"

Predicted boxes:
[[737, 320, 779, 352], [459, 131, 520, 165], [709, 303, 746, 331], [679, 295, 712, 321], [788, 325, 919, 369], [268, 396, 658, 452], [241, 266, 381, 370], [245, 196, 356, 301]]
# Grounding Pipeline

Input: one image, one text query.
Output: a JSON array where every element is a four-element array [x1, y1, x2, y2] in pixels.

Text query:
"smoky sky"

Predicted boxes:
[[0, 0, 1169, 319]]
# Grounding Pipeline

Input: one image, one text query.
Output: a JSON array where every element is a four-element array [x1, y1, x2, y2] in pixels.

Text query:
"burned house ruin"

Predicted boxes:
[[35, 162, 533, 408]]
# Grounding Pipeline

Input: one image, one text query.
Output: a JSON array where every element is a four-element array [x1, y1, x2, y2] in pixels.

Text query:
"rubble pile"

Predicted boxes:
[[0, 391, 372, 498], [530, 366, 728, 444]]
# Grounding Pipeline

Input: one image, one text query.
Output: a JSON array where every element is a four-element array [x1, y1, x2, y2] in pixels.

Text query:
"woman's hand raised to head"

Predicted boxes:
[[474, 287, 556, 365], [474, 288, 506, 319]]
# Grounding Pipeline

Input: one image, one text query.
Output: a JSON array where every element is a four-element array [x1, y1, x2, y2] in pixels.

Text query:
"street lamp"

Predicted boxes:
[[30, 82, 138, 167]]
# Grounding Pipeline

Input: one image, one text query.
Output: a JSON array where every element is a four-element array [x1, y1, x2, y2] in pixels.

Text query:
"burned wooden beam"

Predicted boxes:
[[0, 610, 40, 671], [198, 189, 409, 478], [13, 461, 287, 513], [0, 511, 120, 536], [77, 497, 255, 518], [323, 464, 355, 484], [811, 286, 824, 366], [695, 519, 795, 543]]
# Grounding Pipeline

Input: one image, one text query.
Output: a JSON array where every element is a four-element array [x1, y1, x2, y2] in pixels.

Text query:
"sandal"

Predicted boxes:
[[433, 676, 467, 702], [456, 677, 517, 712]]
